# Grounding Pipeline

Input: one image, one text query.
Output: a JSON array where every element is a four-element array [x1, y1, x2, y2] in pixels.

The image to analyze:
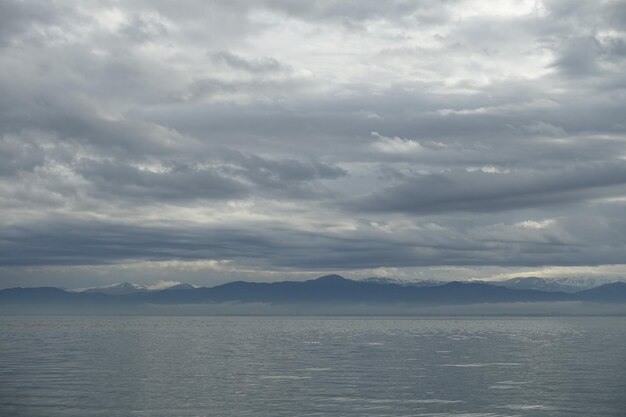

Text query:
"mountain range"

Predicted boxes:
[[79, 282, 196, 295], [72, 275, 611, 296], [1, 275, 625, 314], [481, 276, 609, 293], [364, 276, 611, 293]]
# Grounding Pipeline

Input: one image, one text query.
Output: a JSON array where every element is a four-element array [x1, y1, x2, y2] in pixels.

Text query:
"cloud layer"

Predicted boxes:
[[2, 0, 626, 287]]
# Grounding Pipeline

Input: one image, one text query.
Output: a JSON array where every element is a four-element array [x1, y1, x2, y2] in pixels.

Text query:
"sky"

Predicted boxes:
[[1, 0, 626, 289]]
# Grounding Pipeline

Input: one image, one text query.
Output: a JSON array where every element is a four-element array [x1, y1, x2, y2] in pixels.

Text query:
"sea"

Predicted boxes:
[[0, 316, 625, 416]]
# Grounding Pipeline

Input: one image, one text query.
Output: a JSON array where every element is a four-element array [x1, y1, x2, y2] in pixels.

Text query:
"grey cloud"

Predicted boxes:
[[543, 0, 615, 29], [350, 163, 626, 214], [0, 0, 65, 45], [227, 153, 347, 199], [0, 134, 45, 176], [604, 0, 626, 30], [225, 151, 346, 181], [118, 13, 169, 43], [181, 77, 307, 102], [603, 37, 626, 60], [541, 1, 626, 78], [552, 36, 601, 77], [73, 153, 345, 203], [211, 51, 287, 74], [0, 218, 346, 268], [130, 0, 453, 28], [259, 0, 455, 27], [3, 203, 626, 271], [76, 159, 248, 201], [144, 82, 625, 170]]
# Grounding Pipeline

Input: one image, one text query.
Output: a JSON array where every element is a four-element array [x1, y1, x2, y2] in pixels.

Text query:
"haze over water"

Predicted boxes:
[[1, 316, 625, 417]]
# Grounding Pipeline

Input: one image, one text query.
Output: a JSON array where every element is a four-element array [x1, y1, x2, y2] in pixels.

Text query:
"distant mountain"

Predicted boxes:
[[82, 282, 148, 295], [2, 275, 625, 313], [0, 287, 128, 310], [2, 287, 77, 302], [490, 277, 587, 293], [487, 276, 619, 293], [361, 277, 400, 285], [361, 277, 446, 287], [160, 283, 196, 291], [405, 280, 447, 288], [79, 281, 195, 295], [575, 282, 626, 302], [362, 276, 610, 292]]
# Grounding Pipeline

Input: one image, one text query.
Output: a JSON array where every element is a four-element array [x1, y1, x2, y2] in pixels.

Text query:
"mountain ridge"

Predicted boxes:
[[2, 275, 625, 312]]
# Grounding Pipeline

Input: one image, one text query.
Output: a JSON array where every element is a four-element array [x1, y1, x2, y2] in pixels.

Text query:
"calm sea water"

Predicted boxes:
[[0, 316, 625, 417]]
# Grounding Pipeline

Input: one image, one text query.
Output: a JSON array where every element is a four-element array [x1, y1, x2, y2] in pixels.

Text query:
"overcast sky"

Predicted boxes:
[[1, 0, 626, 288]]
